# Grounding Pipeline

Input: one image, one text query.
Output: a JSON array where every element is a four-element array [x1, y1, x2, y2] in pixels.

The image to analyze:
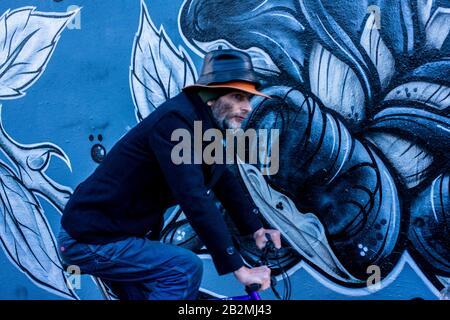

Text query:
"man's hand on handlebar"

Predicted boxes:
[[232, 228, 281, 292], [233, 265, 271, 291], [253, 227, 282, 250]]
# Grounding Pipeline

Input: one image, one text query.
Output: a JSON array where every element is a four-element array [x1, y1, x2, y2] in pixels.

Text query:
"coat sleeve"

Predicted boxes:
[[212, 165, 263, 236], [148, 112, 244, 275]]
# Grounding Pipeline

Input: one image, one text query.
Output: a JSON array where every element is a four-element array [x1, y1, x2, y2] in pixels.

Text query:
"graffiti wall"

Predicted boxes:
[[0, 0, 448, 300]]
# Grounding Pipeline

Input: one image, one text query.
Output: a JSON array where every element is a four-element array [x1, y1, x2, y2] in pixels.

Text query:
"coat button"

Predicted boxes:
[[226, 246, 235, 255], [206, 189, 211, 195], [252, 208, 259, 214]]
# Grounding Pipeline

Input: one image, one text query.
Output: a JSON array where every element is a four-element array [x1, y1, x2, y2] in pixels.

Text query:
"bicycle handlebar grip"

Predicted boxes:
[[245, 283, 262, 293]]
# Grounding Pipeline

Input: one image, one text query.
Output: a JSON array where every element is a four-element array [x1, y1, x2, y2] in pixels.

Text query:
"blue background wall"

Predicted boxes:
[[0, 0, 448, 299]]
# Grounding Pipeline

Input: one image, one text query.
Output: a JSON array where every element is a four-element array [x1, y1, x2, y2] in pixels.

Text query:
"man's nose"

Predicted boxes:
[[241, 101, 252, 114]]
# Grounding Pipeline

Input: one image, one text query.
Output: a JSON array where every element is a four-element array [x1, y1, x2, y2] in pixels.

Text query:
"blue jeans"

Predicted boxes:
[[56, 226, 203, 300]]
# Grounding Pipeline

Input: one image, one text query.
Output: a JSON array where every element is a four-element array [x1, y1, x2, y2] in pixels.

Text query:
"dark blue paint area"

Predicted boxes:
[[409, 173, 450, 275]]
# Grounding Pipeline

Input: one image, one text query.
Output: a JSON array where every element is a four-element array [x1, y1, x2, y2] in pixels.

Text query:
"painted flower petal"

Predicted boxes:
[[403, 58, 450, 87], [161, 218, 203, 251], [425, 6, 450, 50], [408, 172, 450, 274], [131, 2, 197, 120], [299, 0, 379, 108], [378, 0, 415, 56], [384, 81, 450, 111], [365, 132, 435, 189], [371, 106, 450, 158], [309, 42, 366, 124], [359, 10, 395, 89], [417, 0, 433, 30]]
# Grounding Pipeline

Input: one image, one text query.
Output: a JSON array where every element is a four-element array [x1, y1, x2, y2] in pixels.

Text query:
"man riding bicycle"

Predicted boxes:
[[57, 48, 282, 300]]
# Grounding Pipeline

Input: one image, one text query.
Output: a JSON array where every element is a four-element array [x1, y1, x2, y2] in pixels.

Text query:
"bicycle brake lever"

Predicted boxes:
[[271, 276, 277, 287], [264, 233, 278, 252]]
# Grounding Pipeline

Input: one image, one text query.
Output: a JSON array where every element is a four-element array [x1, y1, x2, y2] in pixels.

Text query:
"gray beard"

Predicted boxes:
[[211, 100, 234, 130]]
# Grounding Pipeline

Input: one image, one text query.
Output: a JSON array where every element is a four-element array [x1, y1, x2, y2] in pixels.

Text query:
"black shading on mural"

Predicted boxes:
[[179, 0, 450, 288]]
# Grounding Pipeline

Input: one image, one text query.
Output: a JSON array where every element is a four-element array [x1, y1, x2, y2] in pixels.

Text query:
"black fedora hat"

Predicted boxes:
[[184, 48, 271, 98]]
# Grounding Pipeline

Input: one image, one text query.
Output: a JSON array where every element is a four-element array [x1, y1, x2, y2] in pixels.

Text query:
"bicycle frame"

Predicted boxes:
[[220, 291, 261, 300]]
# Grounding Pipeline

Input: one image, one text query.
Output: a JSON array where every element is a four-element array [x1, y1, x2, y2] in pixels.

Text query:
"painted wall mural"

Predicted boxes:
[[0, 6, 79, 299], [0, 0, 448, 299]]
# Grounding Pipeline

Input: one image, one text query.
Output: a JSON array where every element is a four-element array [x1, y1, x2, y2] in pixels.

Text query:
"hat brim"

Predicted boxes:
[[183, 83, 271, 99]]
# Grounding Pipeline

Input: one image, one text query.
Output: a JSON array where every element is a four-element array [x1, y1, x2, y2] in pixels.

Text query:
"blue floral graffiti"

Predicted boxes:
[[131, 0, 450, 296], [176, 0, 450, 290], [0, 0, 448, 299]]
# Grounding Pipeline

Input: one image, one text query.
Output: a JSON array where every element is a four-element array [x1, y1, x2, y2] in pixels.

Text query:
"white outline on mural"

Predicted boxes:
[[0, 6, 79, 300]]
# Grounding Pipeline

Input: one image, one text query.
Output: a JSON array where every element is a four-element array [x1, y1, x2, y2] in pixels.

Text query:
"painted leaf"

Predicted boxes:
[[0, 161, 76, 299], [365, 132, 435, 189], [0, 7, 78, 99], [130, 1, 197, 121]]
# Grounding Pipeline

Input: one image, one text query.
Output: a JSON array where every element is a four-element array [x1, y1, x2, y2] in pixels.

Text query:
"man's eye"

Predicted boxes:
[[233, 94, 244, 101]]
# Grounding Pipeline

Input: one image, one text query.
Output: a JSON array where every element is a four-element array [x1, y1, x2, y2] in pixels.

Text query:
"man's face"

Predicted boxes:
[[209, 91, 253, 130]]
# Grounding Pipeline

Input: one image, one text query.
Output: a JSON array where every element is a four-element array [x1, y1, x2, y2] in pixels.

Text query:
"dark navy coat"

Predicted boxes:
[[61, 90, 263, 275]]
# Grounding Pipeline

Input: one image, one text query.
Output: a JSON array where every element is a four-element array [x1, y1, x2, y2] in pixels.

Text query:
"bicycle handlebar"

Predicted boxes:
[[246, 236, 279, 293], [245, 283, 262, 293]]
